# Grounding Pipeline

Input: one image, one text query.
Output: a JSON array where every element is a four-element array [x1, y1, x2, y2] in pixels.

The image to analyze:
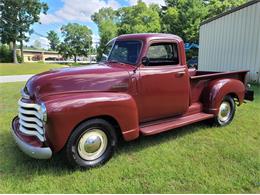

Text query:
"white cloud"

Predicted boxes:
[[92, 34, 100, 47], [92, 34, 100, 43], [39, 37, 50, 48], [40, 0, 121, 24], [129, 0, 166, 6], [26, 37, 50, 49], [39, 13, 63, 24]]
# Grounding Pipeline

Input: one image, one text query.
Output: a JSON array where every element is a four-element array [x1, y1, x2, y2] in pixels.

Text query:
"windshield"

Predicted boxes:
[[100, 40, 115, 62], [108, 40, 142, 65]]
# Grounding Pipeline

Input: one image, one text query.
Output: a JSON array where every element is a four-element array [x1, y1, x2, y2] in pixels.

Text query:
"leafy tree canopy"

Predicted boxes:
[[0, 0, 48, 63], [92, 1, 161, 59], [116, 1, 161, 35], [92, 0, 247, 59], [162, 0, 246, 43], [47, 30, 60, 51], [91, 7, 118, 60], [162, 0, 207, 43], [205, 0, 247, 18], [58, 23, 92, 62]]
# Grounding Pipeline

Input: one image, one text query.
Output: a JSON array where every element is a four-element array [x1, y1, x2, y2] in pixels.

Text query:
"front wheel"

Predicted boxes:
[[66, 119, 117, 168], [212, 95, 236, 126]]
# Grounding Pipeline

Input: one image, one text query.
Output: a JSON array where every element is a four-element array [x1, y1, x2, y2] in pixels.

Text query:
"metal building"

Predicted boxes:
[[198, 0, 260, 83]]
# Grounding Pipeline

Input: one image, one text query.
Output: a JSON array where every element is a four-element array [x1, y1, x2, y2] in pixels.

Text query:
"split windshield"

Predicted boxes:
[[107, 40, 142, 65]]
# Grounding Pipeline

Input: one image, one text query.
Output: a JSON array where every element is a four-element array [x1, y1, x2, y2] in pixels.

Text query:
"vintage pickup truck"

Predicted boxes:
[[11, 33, 254, 168]]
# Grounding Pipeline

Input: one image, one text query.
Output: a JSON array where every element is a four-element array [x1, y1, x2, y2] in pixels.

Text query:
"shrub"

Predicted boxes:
[[0, 44, 22, 63], [0, 44, 12, 62]]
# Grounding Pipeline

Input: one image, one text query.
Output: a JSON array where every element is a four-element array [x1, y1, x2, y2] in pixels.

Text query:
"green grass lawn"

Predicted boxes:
[[0, 63, 68, 76], [0, 82, 259, 193]]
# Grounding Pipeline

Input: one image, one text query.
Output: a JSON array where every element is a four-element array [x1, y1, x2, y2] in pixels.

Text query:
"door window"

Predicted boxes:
[[147, 43, 179, 66]]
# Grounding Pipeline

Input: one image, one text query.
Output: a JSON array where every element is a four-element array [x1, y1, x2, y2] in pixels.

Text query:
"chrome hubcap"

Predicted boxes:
[[218, 101, 231, 122], [84, 135, 101, 153], [78, 129, 108, 161]]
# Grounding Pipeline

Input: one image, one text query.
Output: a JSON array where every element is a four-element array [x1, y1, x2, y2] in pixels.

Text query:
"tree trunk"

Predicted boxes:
[[13, 41, 18, 64], [20, 41, 24, 63], [74, 55, 77, 63], [9, 42, 13, 50]]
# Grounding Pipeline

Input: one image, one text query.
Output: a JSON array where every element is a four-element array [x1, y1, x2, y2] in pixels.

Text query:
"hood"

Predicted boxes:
[[25, 63, 134, 99]]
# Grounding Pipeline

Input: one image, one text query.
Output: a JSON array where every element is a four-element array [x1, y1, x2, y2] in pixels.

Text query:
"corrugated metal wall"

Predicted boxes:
[[198, 1, 260, 83]]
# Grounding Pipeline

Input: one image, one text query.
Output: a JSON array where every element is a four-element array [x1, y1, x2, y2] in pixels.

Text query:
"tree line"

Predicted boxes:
[[47, 23, 92, 63], [91, 0, 246, 60], [1, 0, 246, 63], [0, 0, 48, 63]]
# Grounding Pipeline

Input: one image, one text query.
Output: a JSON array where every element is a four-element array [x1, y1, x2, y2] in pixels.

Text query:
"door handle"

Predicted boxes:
[[176, 71, 185, 77]]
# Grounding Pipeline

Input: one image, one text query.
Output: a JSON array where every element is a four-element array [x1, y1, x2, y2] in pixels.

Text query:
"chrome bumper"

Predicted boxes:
[[11, 118, 52, 159]]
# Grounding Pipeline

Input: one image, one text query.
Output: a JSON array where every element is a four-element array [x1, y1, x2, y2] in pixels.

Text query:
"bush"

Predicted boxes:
[[0, 44, 12, 62], [0, 44, 22, 63]]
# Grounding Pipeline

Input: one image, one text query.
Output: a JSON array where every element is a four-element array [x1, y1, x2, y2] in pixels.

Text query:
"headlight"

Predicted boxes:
[[40, 102, 47, 122]]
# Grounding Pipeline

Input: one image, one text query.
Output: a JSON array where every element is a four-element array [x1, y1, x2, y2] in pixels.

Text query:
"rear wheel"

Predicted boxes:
[[212, 95, 236, 126], [66, 119, 117, 168]]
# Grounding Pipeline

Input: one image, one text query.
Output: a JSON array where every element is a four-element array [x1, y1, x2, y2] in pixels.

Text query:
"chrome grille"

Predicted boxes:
[[18, 99, 45, 142]]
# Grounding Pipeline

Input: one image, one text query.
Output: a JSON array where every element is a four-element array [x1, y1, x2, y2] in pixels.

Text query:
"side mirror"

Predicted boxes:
[[141, 56, 150, 66]]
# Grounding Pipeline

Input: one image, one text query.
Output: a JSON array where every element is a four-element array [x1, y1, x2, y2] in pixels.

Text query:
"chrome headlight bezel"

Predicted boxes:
[[21, 87, 30, 99]]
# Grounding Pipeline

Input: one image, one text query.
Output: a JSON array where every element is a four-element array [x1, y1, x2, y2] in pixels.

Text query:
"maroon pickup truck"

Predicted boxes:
[[11, 33, 254, 168]]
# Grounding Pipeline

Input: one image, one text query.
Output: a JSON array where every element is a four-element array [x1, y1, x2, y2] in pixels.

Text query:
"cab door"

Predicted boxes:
[[137, 41, 189, 122]]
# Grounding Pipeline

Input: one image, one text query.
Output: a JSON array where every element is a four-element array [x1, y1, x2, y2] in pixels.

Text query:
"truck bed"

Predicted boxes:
[[189, 69, 248, 81], [188, 69, 248, 104]]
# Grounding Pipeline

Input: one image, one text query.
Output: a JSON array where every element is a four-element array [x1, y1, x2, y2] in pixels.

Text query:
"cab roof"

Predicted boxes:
[[116, 33, 183, 42]]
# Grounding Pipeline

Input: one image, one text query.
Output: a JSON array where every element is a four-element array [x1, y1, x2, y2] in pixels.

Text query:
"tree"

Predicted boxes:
[[161, 0, 207, 43], [58, 23, 92, 62], [47, 30, 60, 51], [117, 1, 161, 35], [92, 0, 247, 55], [0, 44, 12, 62], [92, 1, 161, 60], [91, 7, 118, 60], [0, 0, 48, 63], [205, 0, 246, 18], [161, 0, 247, 43]]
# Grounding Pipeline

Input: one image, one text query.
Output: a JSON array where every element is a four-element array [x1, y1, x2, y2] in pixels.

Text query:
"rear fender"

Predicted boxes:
[[202, 78, 245, 115], [42, 92, 139, 153]]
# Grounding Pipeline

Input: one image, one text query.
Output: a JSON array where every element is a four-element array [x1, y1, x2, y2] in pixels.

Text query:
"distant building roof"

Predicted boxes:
[[17, 49, 59, 54]]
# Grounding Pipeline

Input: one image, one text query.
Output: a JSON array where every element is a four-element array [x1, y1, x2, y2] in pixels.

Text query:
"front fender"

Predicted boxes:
[[42, 92, 139, 153], [202, 78, 245, 115]]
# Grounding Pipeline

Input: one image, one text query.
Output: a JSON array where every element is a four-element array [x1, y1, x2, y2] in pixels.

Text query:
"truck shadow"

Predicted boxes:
[[117, 121, 209, 154], [5, 121, 210, 176]]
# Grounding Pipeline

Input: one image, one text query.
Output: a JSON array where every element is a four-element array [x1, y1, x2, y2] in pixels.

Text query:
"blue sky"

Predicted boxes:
[[29, 0, 165, 48]]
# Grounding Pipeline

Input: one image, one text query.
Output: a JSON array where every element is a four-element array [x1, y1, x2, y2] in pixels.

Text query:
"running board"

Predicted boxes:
[[140, 112, 214, 136]]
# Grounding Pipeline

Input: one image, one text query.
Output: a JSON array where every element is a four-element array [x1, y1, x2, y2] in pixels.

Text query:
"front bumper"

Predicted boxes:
[[11, 117, 52, 159]]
